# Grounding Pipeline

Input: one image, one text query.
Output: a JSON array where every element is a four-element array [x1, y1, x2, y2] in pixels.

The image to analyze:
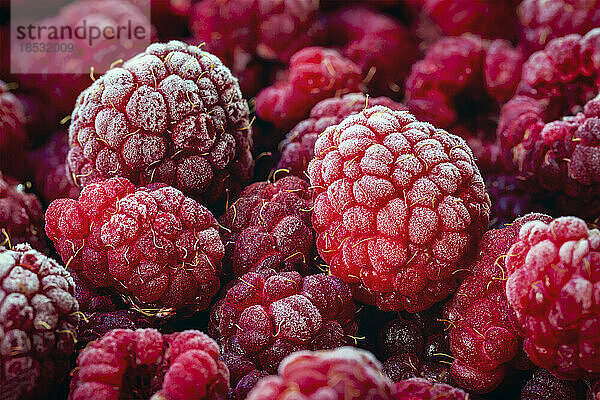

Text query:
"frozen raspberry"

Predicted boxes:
[[498, 31, 600, 216], [70, 271, 120, 314], [218, 176, 315, 277], [0, 80, 29, 179], [210, 269, 358, 376], [0, 173, 46, 252], [518, 0, 600, 53], [256, 47, 363, 130], [69, 328, 229, 400], [277, 93, 407, 179], [0, 244, 79, 400], [66, 40, 254, 207], [588, 379, 600, 400], [406, 35, 524, 172], [393, 377, 468, 400], [505, 216, 600, 380], [521, 369, 578, 400], [15, 91, 59, 147], [246, 347, 395, 399], [77, 310, 152, 349], [45, 177, 225, 313], [328, 6, 419, 98], [29, 131, 80, 203], [218, 346, 269, 400], [444, 213, 551, 393], [308, 106, 490, 313]]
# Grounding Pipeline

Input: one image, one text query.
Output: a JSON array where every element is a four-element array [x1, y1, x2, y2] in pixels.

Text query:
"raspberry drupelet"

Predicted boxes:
[[505, 216, 600, 380], [66, 40, 254, 207], [0, 244, 79, 400], [393, 377, 469, 400], [45, 177, 225, 314], [308, 105, 490, 313], [69, 329, 229, 400], [520, 368, 578, 400], [77, 310, 153, 350]]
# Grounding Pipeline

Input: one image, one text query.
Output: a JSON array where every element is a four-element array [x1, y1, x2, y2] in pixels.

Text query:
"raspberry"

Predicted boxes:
[[521, 369, 578, 400], [69, 328, 229, 400], [218, 345, 269, 399], [29, 131, 80, 203], [498, 31, 600, 216], [255, 47, 363, 130], [218, 176, 315, 277], [308, 106, 490, 313], [392, 377, 469, 400], [210, 269, 358, 375], [66, 40, 254, 207], [77, 310, 153, 350], [444, 213, 551, 393], [406, 35, 523, 172], [518, 0, 600, 53], [328, 6, 419, 98], [0, 244, 79, 400], [0, 80, 29, 179], [71, 271, 120, 314], [505, 216, 600, 380], [45, 177, 225, 313], [0, 173, 46, 253], [246, 347, 395, 399], [277, 93, 407, 179]]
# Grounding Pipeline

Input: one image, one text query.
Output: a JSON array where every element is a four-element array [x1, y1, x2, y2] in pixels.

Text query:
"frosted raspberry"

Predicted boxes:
[[77, 310, 152, 349], [521, 369, 578, 400], [218, 344, 269, 399], [256, 47, 363, 130], [45, 177, 225, 313], [328, 6, 419, 98], [392, 377, 469, 400], [277, 93, 407, 179], [406, 35, 523, 172], [498, 31, 600, 216], [444, 213, 551, 393], [308, 106, 490, 313], [67, 40, 254, 207], [246, 347, 395, 399], [518, 0, 600, 53], [210, 269, 358, 376], [505, 216, 600, 380], [219, 176, 315, 277], [69, 328, 229, 400], [0, 173, 46, 252], [29, 131, 80, 203], [0, 80, 29, 179], [0, 244, 79, 400]]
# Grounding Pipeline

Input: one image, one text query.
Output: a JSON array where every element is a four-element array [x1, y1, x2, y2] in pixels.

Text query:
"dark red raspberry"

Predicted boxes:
[[277, 93, 407, 179], [218, 176, 315, 277], [498, 30, 600, 216], [505, 216, 600, 380], [0, 173, 46, 252], [328, 6, 419, 98], [588, 379, 600, 400], [0, 244, 79, 400], [0, 80, 29, 179], [15, 91, 59, 147], [210, 269, 358, 375], [70, 271, 120, 314], [406, 35, 524, 172], [518, 0, 600, 53], [308, 106, 490, 313], [45, 177, 225, 313], [392, 377, 469, 400], [218, 345, 269, 400], [29, 131, 80, 203], [521, 369, 578, 400], [246, 347, 395, 399], [66, 40, 254, 207], [69, 328, 229, 400], [444, 213, 551, 393], [77, 310, 153, 350], [255, 47, 363, 130]]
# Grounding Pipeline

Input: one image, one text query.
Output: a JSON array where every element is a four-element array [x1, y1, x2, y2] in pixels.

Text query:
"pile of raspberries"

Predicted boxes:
[[1, 1, 600, 399]]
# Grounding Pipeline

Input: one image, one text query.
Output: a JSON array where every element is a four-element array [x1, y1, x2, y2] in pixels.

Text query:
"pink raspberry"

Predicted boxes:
[[219, 176, 315, 277], [505, 216, 600, 380], [328, 6, 419, 98], [393, 377, 469, 400], [246, 347, 396, 399], [308, 106, 490, 313], [0, 80, 29, 179], [444, 213, 551, 393], [498, 31, 600, 217], [0, 244, 79, 400], [210, 268, 358, 375], [277, 93, 407, 179], [0, 173, 46, 252], [256, 47, 363, 130], [77, 310, 152, 350], [66, 40, 254, 207], [521, 369, 579, 400], [69, 328, 229, 400], [45, 177, 225, 313]]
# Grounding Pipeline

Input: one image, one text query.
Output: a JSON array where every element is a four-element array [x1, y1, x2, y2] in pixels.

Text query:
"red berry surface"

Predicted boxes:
[[520, 368, 578, 400], [309, 106, 490, 312], [0, 244, 79, 400], [77, 310, 152, 350], [45, 177, 225, 313], [393, 377, 469, 400], [505, 216, 600, 380], [0, 80, 29, 179]]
